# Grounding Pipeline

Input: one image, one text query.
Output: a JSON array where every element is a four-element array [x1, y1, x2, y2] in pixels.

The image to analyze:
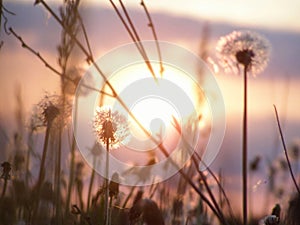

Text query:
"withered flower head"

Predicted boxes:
[[1, 161, 12, 180], [216, 30, 271, 76]]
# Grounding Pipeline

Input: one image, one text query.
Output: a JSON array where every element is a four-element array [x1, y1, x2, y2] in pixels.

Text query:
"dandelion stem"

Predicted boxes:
[[32, 122, 52, 224], [104, 138, 110, 225], [274, 105, 300, 195], [36, 123, 51, 192], [55, 126, 63, 225], [87, 157, 96, 212], [65, 105, 78, 214], [242, 65, 248, 225]]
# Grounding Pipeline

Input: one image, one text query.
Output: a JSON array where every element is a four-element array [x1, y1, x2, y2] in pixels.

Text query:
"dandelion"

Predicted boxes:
[[93, 106, 129, 149], [31, 94, 71, 222], [216, 30, 271, 225], [33, 95, 62, 184], [31, 93, 73, 131], [38, 96, 60, 126], [216, 30, 270, 75], [93, 106, 129, 225]]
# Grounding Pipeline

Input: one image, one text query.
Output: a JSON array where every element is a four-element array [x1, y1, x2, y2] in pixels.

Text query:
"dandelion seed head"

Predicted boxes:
[[93, 106, 130, 149], [31, 93, 72, 131], [216, 30, 271, 76]]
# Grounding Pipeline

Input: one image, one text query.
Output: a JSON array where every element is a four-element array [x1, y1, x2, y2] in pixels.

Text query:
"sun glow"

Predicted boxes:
[[96, 61, 205, 151], [129, 96, 179, 140]]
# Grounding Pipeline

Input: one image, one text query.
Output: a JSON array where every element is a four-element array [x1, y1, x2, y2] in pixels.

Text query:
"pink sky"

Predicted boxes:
[[1, 1, 300, 217]]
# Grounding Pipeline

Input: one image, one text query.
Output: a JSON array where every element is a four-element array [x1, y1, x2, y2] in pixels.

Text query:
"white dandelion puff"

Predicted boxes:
[[93, 106, 130, 149], [216, 30, 271, 76]]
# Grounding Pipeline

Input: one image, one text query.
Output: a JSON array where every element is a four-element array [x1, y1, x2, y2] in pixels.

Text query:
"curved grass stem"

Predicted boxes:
[[274, 105, 300, 195]]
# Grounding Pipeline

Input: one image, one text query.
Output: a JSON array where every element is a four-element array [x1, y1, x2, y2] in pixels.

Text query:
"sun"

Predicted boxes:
[[96, 61, 205, 149], [128, 94, 180, 141]]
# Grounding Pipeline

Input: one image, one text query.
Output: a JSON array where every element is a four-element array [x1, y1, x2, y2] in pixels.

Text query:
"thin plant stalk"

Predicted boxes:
[[172, 119, 235, 223], [274, 105, 300, 194], [55, 126, 63, 225], [140, 0, 164, 75], [122, 186, 136, 209], [32, 121, 52, 223], [87, 157, 96, 212], [36, 123, 52, 193], [1, 178, 8, 198], [108, 194, 113, 225], [218, 170, 224, 209], [188, 152, 228, 224], [25, 129, 34, 188], [196, 155, 236, 224], [149, 182, 159, 200], [110, 0, 157, 81], [65, 124, 76, 213], [104, 138, 110, 225], [65, 107, 77, 214], [242, 65, 248, 225]]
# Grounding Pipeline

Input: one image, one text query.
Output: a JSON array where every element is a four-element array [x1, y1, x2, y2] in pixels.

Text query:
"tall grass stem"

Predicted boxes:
[[274, 105, 300, 194]]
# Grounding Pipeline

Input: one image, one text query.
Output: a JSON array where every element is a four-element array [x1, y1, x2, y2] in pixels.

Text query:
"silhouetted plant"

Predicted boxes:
[[217, 30, 271, 225], [285, 194, 300, 225], [129, 190, 165, 225], [93, 107, 129, 225], [1, 161, 11, 198]]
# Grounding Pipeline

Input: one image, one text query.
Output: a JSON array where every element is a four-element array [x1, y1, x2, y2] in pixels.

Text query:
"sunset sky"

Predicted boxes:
[[9, 0, 300, 32], [1, 0, 300, 215], [103, 0, 300, 32]]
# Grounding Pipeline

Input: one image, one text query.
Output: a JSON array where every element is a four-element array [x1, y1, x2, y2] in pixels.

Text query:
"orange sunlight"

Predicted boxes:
[[89, 62, 209, 166]]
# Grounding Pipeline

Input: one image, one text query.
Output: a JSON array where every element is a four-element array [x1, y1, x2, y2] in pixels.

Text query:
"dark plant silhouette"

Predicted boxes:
[[1, 161, 11, 198], [217, 30, 270, 225]]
